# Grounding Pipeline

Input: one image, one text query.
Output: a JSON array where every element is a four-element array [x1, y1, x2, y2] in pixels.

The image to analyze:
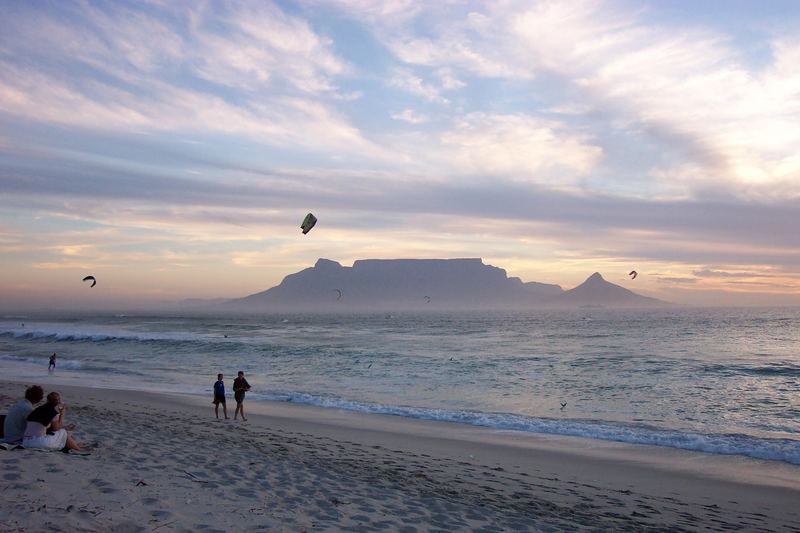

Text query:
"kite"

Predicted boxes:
[[628, 270, 638, 280], [423, 296, 431, 304], [300, 213, 317, 235], [333, 289, 342, 301], [82, 275, 97, 288]]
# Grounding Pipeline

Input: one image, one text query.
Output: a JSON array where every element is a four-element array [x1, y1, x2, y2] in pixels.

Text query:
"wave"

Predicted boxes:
[[0, 328, 227, 345], [252, 390, 800, 465], [0, 354, 84, 370], [702, 363, 800, 377]]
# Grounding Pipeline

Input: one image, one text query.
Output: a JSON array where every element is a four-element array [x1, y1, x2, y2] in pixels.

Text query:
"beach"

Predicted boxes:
[[2, 380, 799, 532]]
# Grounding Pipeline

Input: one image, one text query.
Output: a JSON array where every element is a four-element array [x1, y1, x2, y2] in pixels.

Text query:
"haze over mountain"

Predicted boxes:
[[217, 258, 666, 311], [555, 272, 665, 307]]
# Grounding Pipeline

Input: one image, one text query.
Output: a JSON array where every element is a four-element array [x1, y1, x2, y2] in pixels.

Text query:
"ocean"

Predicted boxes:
[[1, 308, 799, 464]]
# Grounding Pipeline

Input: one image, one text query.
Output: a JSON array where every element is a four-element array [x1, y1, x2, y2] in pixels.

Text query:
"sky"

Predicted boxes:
[[2, 0, 800, 309]]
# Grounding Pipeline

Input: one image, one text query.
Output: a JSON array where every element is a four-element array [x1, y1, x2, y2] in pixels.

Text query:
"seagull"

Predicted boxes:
[[560, 402, 567, 409]]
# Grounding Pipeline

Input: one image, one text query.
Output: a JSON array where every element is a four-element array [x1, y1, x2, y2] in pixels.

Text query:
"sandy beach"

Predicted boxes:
[[1, 380, 799, 532]]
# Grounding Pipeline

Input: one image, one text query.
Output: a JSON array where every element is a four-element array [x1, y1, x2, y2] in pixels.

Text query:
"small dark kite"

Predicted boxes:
[[301, 213, 317, 234]]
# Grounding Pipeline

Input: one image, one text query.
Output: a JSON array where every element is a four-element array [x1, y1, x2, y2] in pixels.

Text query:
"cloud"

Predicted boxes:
[[655, 276, 697, 284], [437, 113, 602, 182], [361, 0, 800, 198], [389, 68, 449, 103], [189, 2, 347, 94], [693, 269, 777, 279], [0, 2, 381, 158], [391, 109, 429, 124]]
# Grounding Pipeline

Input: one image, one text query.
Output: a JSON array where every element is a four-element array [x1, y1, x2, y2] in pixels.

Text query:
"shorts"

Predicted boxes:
[[23, 429, 68, 450], [234, 392, 245, 404], [213, 395, 226, 405]]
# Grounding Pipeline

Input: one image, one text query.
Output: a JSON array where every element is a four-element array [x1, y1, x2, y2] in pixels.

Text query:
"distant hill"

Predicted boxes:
[[554, 272, 666, 307], [218, 258, 667, 310], [227, 258, 562, 310]]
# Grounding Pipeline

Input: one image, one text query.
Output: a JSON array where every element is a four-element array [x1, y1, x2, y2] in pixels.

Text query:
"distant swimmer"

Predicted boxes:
[[82, 275, 97, 287], [367, 362, 372, 369], [300, 213, 317, 235], [48, 353, 57, 372], [224, 335, 228, 338], [560, 402, 567, 409], [628, 270, 637, 280]]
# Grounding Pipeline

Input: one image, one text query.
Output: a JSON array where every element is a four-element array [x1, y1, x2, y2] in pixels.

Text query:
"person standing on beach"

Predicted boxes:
[[213, 373, 228, 420], [48, 353, 57, 372], [233, 371, 251, 421], [2, 385, 44, 444]]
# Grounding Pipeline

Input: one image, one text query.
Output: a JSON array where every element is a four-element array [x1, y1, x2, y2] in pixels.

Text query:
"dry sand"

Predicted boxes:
[[1, 380, 799, 532]]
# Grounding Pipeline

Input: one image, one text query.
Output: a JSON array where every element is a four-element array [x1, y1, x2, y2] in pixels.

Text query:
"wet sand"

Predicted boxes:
[[1, 380, 799, 532]]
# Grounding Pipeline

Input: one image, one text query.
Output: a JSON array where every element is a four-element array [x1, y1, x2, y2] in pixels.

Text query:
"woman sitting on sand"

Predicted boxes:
[[23, 392, 84, 452]]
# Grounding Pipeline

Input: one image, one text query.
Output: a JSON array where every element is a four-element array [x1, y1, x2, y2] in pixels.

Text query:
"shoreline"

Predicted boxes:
[[3, 360, 798, 466], [2, 380, 800, 531]]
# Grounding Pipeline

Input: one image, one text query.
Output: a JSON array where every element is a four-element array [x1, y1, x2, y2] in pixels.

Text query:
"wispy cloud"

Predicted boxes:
[[389, 68, 449, 104], [391, 109, 429, 124], [367, 0, 800, 198]]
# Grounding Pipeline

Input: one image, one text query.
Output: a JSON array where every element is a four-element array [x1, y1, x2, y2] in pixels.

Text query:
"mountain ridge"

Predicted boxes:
[[217, 258, 667, 310]]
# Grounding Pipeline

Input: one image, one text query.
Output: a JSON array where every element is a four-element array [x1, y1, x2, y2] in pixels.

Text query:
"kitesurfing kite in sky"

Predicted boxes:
[[82, 275, 97, 287], [333, 289, 342, 301], [301, 213, 317, 235], [629, 271, 638, 280], [424, 296, 431, 304]]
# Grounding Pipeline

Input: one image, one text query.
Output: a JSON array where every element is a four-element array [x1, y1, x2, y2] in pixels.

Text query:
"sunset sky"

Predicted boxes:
[[2, 0, 800, 308]]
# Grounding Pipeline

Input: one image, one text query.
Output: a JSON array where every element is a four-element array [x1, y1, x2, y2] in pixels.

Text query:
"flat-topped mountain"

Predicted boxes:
[[221, 258, 666, 310], [230, 258, 561, 310]]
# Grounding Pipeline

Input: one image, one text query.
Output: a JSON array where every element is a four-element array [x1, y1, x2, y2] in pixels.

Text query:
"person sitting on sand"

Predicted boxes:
[[23, 392, 84, 452], [3, 385, 44, 444], [48, 353, 57, 371], [213, 373, 228, 420], [233, 371, 251, 421]]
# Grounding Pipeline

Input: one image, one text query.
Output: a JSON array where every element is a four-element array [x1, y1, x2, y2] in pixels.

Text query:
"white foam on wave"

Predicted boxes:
[[0, 353, 83, 370], [0, 326, 221, 344], [251, 390, 800, 465]]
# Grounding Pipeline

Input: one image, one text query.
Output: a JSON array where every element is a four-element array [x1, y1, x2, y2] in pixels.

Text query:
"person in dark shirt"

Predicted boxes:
[[48, 353, 57, 372], [233, 371, 251, 421], [3, 385, 44, 444], [212, 373, 228, 420]]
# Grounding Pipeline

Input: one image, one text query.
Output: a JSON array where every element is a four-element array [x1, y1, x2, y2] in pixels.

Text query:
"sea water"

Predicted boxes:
[[1, 308, 798, 464]]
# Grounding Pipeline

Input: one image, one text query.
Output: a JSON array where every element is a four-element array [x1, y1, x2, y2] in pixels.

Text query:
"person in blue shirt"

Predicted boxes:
[[212, 374, 228, 420]]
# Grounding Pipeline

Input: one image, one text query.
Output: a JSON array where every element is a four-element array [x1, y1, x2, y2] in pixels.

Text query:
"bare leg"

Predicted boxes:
[[241, 403, 246, 421], [223, 403, 228, 419], [65, 434, 82, 451], [215, 403, 219, 419]]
